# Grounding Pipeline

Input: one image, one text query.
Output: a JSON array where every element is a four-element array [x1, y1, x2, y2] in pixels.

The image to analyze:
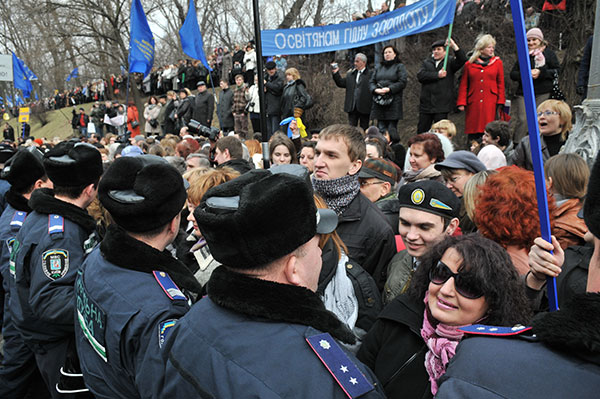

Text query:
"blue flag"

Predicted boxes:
[[128, 0, 155, 77], [179, 0, 213, 71], [6, 95, 13, 107], [23, 63, 37, 80], [12, 53, 33, 98], [66, 67, 79, 82], [15, 94, 24, 106]]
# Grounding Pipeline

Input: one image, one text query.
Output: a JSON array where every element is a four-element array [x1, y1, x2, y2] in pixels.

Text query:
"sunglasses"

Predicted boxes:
[[429, 261, 484, 299]]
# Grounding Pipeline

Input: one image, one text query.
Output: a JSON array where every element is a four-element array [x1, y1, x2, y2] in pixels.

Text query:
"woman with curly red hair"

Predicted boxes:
[[473, 166, 555, 274]]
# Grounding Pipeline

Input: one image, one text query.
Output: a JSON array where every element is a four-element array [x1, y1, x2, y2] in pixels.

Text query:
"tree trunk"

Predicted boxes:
[[278, 0, 308, 29]]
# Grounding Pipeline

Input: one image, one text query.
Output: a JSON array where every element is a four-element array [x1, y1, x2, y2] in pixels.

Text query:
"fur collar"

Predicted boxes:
[[29, 188, 96, 234], [100, 224, 203, 299], [6, 188, 32, 212], [207, 266, 356, 344], [533, 293, 600, 365]]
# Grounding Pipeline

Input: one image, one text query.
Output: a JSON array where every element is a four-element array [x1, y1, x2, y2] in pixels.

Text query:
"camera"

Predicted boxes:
[[188, 119, 220, 141]]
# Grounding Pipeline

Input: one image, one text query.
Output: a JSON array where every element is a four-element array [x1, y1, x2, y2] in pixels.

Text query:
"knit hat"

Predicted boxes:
[[527, 28, 544, 41], [584, 151, 600, 238], [43, 142, 103, 187], [3, 148, 45, 192], [358, 158, 399, 185], [194, 169, 337, 269], [398, 180, 460, 220], [98, 155, 188, 233]]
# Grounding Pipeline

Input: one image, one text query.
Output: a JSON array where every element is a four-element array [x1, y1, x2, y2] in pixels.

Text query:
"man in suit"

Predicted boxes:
[[332, 53, 372, 130]]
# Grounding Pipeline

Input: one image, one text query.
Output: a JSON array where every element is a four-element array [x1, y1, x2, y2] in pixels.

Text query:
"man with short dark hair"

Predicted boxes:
[[416, 38, 466, 133], [10, 142, 103, 397], [0, 149, 52, 398], [358, 157, 400, 234], [74, 156, 202, 398], [313, 124, 395, 290], [332, 53, 373, 130], [192, 81, 214, 128], [264, 61, 284, 137], [156, 169, 385, 398], [214, 136, 252, 174], [383, 180, 460, 304]]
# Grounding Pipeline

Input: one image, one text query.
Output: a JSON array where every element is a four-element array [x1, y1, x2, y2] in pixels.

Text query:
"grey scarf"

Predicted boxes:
[[312, 174, 360, 215]]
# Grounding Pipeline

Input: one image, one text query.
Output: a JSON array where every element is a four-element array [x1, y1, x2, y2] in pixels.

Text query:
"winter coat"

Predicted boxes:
[[510, 47, 560, 96], [245, 84, 260, 113], [280, 79, 311, 118], [507, 133, 565, 171], [217, 88, 234, 129], [383, 250, 414, 305], [437, 293, 600, 399], [553, 198, 587, 250], [369, 61, 408, 120], [175, 97, 193, 127], [336, 193, 396, 291], [127, 106, 141, 137], [357, 294, 431, 399], [417, 49, 467, 114], [192, 91, 214, 127], [333, 67, 373, 115], [156, 266, 386, 398], [265, 70, 285, 115], [457, 57, 506, 134], [143, 103, 161, 134], [232, 84, 248, 114]]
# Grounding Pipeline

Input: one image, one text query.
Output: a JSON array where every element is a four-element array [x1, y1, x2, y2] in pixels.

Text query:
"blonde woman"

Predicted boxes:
[[457, 34, 506, 139]]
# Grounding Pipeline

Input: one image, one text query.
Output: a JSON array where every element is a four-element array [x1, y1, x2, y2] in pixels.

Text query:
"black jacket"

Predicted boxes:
[[280, 79, 311, 118], [265, 70, 285, 115], [217, 88, 234, 129], [417, 49, 467, 114], [336, 193, 396, 290], [218, 158, 253, 174], [175, 97, 193, 126], [370, 61, 408, 120], [357, 294, 430, 399], [317, 240, 383, 333], [510, 47, 560, 96], [333, 67, 373, 115], [192, 91, 214, 127]]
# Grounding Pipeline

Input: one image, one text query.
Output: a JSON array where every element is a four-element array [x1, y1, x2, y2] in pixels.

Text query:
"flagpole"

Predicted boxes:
[[442, 22, 453, 71], [510, 0, 558, 311], [251, 0, 269, 168]]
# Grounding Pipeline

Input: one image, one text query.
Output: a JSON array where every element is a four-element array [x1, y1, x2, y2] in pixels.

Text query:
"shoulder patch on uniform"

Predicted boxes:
[[153, 271, 186, 301], [10, 211, 27, 227], [158, 319, 178, 348], [76, 271, 108, 362], [459, 324, 532, 336], [48, 214, 65, 234], [306, 333, 374, 398], [41, 249, 69, 280]]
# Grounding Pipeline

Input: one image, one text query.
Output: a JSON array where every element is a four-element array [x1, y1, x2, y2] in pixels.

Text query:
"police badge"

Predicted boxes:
[[42, 249, 70, 280]]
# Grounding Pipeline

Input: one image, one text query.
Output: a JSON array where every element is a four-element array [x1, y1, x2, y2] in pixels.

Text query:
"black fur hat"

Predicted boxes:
[[43, 142, 103, 187], [4, 148, 45, 192], [99, 155, 187, 233], [195, 169, 335, 269], [584, 152, 600, 238]]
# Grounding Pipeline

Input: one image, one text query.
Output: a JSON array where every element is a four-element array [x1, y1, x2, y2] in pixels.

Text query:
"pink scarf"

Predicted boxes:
[[420, 293, 465, 395], [530, 47, 546, 68]]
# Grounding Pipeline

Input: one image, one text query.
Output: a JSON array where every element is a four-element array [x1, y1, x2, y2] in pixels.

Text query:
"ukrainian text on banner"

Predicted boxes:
[[262, 0, 455, 56]]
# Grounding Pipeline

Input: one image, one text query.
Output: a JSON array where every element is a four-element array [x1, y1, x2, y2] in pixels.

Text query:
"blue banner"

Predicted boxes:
[[66, 67, 79, 82], [12, 53, 33, 98], [179, 0, 213, 71], [261, 0, 455, 56], [23, 63, 37, 81], [128, 0, 155, 77]]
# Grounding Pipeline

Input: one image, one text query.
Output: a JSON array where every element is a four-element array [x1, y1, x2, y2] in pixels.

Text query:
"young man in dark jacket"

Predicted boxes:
[[264, 61, 284, 137], [416, 38, 467, 133]]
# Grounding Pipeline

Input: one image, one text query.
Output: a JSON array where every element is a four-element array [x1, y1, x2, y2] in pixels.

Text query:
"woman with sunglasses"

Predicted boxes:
[[357, 234, 532, 398], [508, 99, 572, 171]]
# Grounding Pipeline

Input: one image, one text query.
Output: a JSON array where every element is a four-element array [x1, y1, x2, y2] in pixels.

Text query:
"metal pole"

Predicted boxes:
[[251, 0, 270, 168]]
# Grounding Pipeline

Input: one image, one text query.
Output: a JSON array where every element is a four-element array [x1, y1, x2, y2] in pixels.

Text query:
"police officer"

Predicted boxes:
[[157, 169, 386, 398], [74, 155, 203, 398], [10, 142, 103, 398], [0, 148, 52, 398]]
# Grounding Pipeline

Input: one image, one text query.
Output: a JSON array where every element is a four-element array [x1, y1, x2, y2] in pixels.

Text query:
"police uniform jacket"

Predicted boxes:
[[0, 190, 31, 295], [357, 293, 431, 399], [437, 293, 600, 398], [417, 49, 467, 114], [75, 224, 203, 399], [12, 188, 97, 343], [157, 265, 386, 398]]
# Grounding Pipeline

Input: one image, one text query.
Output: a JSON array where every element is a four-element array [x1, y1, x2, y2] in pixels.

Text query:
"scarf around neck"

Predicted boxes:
[[420, 292, 465, 395], [312, 174, 360, 215]]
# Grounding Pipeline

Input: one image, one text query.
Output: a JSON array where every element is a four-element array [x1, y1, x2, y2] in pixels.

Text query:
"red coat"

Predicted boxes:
[[457, 57, 506, 134], [127, 105, 141, 137]]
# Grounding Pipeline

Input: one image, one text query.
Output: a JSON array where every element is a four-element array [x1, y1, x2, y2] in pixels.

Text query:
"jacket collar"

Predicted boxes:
[[207, 265, 356, 344], [533, 293, 600, 366], [100, 224, 203, 299], [379, 293, 425, 336], [29, 188, 96, 234]]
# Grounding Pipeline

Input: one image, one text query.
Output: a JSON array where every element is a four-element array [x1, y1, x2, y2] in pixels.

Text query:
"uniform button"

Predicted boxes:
[[367, 297, 375, 304], [481, 80, 484, 82], [480, 89, 483, 92], [346, 264, 353, 269], [481, 70, 484, 73]]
